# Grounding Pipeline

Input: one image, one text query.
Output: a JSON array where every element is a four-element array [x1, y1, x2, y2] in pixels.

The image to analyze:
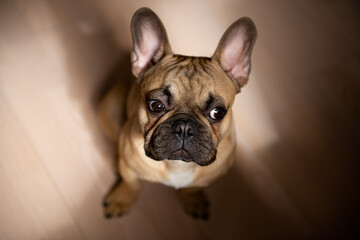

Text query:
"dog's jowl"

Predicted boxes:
[[98, 7, 257, 220]]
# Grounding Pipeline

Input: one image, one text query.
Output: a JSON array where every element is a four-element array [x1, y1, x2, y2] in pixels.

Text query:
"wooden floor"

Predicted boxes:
[[1, 0, 359, 239]]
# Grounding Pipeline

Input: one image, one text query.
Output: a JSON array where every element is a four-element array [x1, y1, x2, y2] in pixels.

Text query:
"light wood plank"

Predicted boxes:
[[0, 96, 85, 240]]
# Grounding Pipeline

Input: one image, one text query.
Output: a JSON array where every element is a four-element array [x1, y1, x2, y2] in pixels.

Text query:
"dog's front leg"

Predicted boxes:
[[177, 187, 210, 220], [103, 160, 140, 218]]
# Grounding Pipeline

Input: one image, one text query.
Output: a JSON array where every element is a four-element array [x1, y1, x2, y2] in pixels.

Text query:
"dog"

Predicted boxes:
[[99, 7, 257, 220]]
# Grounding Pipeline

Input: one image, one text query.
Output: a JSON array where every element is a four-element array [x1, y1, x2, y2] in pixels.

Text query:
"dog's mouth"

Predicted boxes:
[[170, 149, 192, 162], [145, 147, 216, 166], [144, 113, 216, 166]]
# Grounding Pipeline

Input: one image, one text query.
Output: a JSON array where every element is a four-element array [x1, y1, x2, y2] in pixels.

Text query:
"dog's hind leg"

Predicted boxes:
[[98, 81, 128, 143]]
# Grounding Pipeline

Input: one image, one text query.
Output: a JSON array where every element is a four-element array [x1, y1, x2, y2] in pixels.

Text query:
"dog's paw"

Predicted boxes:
[[103, 201, 129, 219], [185, 197, 210, 220], [103, 181, 138, 219], [177, 188, 210, 220]]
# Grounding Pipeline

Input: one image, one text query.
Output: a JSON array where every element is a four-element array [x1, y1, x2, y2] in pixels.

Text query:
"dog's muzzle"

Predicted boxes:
[[145, 113, 216, 166]]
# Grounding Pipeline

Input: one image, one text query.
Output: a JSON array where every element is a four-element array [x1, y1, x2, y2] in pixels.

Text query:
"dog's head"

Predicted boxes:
[[130, 8, 257, 166]]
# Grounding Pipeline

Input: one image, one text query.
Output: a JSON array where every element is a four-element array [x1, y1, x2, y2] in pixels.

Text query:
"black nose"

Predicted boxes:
[[173, 119, 196, 140]]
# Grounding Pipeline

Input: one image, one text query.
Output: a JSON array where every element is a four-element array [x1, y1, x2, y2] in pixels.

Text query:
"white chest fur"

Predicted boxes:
[[163, 161, 196, 189]]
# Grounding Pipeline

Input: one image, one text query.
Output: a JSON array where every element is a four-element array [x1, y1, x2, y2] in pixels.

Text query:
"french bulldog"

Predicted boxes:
[[99, 7, 257, 220]]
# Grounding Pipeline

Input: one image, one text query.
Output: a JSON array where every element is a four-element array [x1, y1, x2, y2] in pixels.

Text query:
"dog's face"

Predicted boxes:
[[130, 8, 257, 166], [139, 55, 237, 166]]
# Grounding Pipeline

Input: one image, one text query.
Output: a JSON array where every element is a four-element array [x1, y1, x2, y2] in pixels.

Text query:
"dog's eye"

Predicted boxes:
[[147, 100, 165, 113], [209, 107, 226, 121]]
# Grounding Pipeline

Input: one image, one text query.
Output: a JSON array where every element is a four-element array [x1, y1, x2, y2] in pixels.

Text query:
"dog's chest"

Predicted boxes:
[[163, 161, 195, 189]]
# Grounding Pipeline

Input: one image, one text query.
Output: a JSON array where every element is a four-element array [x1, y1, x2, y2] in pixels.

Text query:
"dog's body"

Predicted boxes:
[[99, 8, 257, 220]]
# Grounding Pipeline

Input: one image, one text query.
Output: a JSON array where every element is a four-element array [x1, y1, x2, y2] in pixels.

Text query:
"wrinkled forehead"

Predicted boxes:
[[141, 55, 237, 106]]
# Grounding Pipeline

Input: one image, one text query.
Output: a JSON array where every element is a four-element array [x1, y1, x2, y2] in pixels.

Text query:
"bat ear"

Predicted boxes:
[[213, 17, 257, 91], [131, 8, 172, 78]]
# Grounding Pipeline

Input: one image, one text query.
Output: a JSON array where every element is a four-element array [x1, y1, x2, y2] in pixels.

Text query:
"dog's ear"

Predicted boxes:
[[131, 8, 172, 78], [213, 17, 257, 91]]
